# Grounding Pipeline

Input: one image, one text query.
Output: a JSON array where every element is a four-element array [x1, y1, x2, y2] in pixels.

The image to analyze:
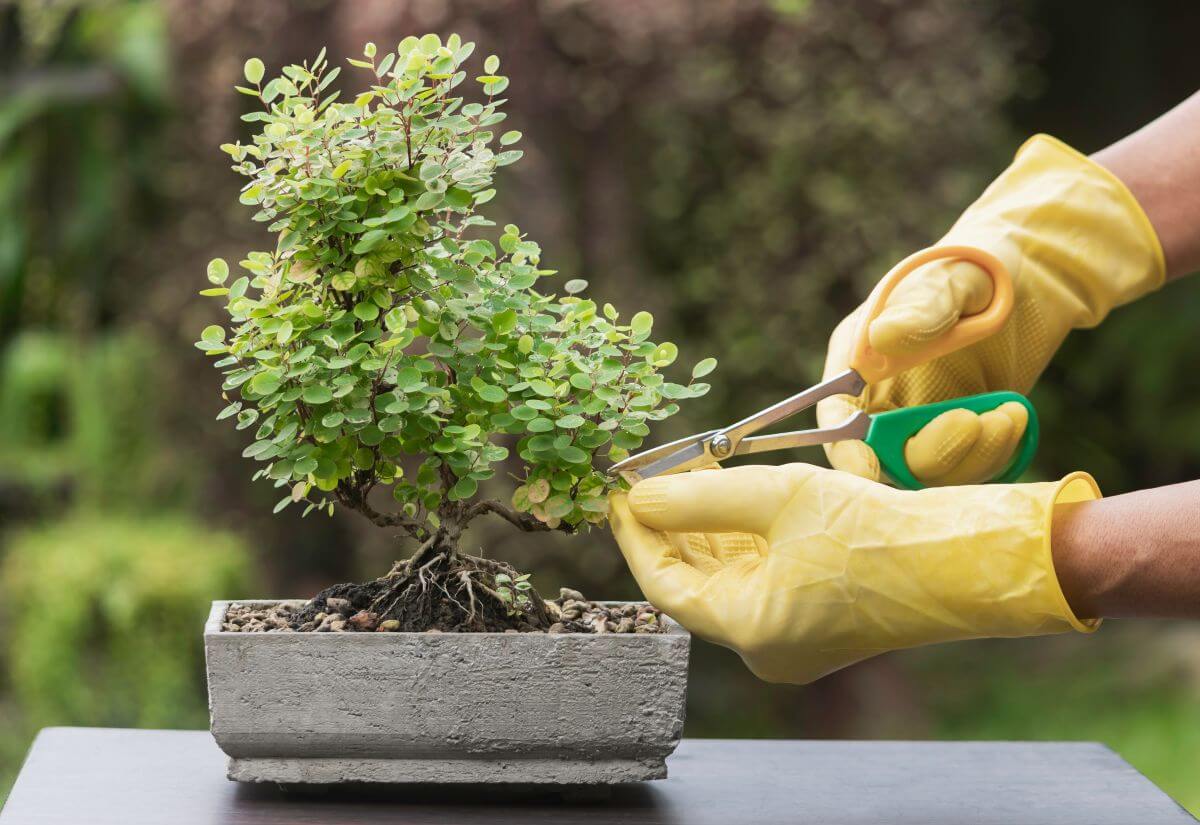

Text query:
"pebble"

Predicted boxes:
[[222, 589, 666, 637], [348, 611, 379, 632]]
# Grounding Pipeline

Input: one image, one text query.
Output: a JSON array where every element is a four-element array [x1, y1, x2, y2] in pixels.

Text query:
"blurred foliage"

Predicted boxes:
[[0, 513, 254, 801], [2, 0, 1200, 814], [0, 331, 183, 505], [1, 514, 252, 728], [0, 0, 168, 345]]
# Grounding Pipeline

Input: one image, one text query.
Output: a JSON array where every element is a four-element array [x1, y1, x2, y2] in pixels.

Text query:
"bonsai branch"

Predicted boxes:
[[466, 499, 577, 535], [335, 482, 428, 539]]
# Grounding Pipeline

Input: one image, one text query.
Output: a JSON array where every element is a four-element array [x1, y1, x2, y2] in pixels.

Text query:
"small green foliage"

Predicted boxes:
[[494, 571, 533, 616], [198, 35, 712, 539]]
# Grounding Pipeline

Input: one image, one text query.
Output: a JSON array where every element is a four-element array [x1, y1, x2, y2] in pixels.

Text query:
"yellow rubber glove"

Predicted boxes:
[[818, 135, 1165, 485], [610, 464, 1100, 684]]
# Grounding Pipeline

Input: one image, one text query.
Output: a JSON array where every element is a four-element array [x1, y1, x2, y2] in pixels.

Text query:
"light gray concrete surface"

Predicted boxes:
[[205, 600, 690, 784]]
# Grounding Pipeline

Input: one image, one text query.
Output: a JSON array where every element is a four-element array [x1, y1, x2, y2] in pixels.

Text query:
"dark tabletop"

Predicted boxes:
[[1, 728, 1195, 824]]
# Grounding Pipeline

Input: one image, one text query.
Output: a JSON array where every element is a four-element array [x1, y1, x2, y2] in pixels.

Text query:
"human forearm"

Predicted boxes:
[[1053, 481, 1200, 619], [1093, 91, 1200, 281]]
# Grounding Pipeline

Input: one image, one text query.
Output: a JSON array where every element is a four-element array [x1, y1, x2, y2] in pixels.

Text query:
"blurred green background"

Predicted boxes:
[[3, 0, 1200, 812]]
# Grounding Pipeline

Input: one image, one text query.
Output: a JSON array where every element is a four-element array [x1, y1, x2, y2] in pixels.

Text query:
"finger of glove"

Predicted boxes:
[[627, 464, 807, 537], [609, 493, 714, 626], [674, 533, 726, 576], [868, 259, 994, 357], [902, 408, 982, 484], [815, 393, 881, 481], [706, 531, 769, 563], [925, 401, 1027, 486]]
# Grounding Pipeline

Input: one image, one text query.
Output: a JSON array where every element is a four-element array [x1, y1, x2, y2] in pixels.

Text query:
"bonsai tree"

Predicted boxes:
[[196, 35, 714, 629]]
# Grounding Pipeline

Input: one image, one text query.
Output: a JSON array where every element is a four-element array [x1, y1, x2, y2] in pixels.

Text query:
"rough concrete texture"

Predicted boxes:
[[205, 600, 690, 784]]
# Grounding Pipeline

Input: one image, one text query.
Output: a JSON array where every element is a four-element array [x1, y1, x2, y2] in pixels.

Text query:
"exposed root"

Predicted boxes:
[[292, 537, 553, 633]]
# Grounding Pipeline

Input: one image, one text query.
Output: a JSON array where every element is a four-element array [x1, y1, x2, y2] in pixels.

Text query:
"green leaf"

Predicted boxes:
[[569, 373, 593, 391], [471, 375, 507, 403], [630, 311, 653, 336], [517, 335, 534, 354], [302, 386, 333, 404], [206, 258, 229, 285], [331, 271, 357, 291], [249, 372, 282, 396], [450, 476, 478, 500], [613, 430, 642, 450], [244, 58, 265, 85], [500, 130, 522, 146], [527, 418, 554, 433], [692, 357, 718, 379], [563, 279, 587, 294], [545, 494, 573, 518], [354, 302, 380, 321], [352, 230, 388, 254], [558, 445, 588, 464], [201, 325, 225, 342], [492, 308, 518, 335], [652, 342, 678, 366], [556, 414, 585, 429], [484, 54, 500, 73], [363, 205, 411, 227], [414, 191, 443, 211]]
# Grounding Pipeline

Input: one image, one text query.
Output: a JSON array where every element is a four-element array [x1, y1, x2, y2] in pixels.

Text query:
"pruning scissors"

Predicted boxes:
[[611, 245, 1039, 490]]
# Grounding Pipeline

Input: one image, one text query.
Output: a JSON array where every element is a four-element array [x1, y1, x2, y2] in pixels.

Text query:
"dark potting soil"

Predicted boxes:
[[222, 552, 665, 636]]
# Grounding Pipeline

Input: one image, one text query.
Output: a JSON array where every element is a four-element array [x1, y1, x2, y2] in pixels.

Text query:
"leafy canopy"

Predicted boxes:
[[196, 34, 712, 539]]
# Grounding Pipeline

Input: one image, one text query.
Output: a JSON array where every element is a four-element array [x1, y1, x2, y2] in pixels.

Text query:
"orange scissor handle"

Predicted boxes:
[[848, 245, 1013, 385]]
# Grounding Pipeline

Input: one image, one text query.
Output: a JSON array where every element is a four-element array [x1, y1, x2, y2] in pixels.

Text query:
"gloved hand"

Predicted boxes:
[[818, 135, 1165, 486], [610, 464, 1100, 684]]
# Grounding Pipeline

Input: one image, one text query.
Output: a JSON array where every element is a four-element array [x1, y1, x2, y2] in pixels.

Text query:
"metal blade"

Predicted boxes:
[[733, 411, 871, 456], [612, 439, 712, 483], [609, 429, 718, 474]]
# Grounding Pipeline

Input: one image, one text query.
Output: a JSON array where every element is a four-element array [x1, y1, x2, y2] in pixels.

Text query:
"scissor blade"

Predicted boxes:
[[733, 411, 872, 456], [618, 440, 711, 483]]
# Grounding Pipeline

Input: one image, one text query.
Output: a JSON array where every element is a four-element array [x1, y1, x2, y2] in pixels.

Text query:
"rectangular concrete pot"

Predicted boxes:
[[204, 600, 690, 784]]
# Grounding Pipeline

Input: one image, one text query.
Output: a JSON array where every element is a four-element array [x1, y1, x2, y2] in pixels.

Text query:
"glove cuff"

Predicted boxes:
[[949, 134, 1166, 328], [926, 472, 1102, 640], [1016, 134, 1167, 319], [1044, 471, 1104, 634]]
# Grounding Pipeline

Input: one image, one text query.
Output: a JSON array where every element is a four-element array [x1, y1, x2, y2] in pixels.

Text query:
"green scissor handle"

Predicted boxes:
[[863, 391, 1039, 490]]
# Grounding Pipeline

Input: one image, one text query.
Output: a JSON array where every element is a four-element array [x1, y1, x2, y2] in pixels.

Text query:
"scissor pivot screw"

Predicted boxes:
[[709, 434, 733, 458]]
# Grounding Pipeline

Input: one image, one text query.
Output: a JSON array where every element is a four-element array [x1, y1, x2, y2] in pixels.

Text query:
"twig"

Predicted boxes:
[[465, 499, 577, 535]]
